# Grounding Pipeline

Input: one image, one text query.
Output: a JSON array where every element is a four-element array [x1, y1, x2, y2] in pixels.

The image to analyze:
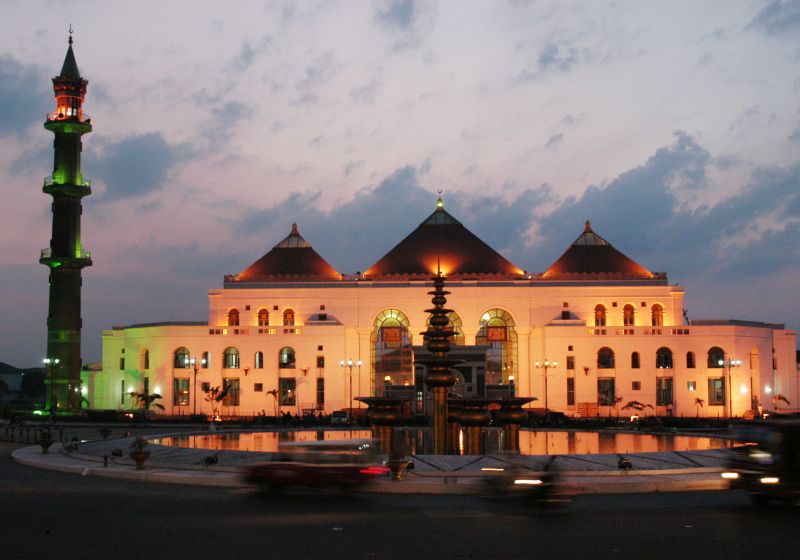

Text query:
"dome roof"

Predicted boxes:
[[364, 198, 524, 280], [541, 221, 655, 280], [229, 224, 342, 282]]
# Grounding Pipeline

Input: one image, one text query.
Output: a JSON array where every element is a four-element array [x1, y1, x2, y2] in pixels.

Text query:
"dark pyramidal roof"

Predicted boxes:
[[59, 36, 82, 79], [541, 221, 656, 280], [364, 198, 524, 280], [230, 224, 342, 282]]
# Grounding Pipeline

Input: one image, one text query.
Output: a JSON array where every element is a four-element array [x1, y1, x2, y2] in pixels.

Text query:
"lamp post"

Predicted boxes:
[[190, 356, 206, 416], [535, 359, 558, 412], [718, 357, 741, 418], [43, 357, 60, 418], [339, 359, 362, 420]]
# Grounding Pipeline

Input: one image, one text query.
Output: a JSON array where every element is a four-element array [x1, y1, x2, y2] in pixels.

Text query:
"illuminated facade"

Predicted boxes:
[[42, 33, 93, 414], [88, 199, 798, 419]]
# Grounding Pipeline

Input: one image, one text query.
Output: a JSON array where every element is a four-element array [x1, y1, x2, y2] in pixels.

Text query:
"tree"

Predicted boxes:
[[694, 397, 705, 417], [613, 396, 624, 418], [622, 401, 654, 418], [266, 389, 279, 417], [773, 394, 790, 410], [204, 385, 231, 420], [129, 391, 165, 418]]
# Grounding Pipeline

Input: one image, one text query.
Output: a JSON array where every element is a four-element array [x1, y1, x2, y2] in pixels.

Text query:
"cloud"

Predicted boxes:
[[373, 0, 435, 51], [747, 0, 800, 37], [545, 132, 563, 148], [292, 52, 336, 105], [512, 42, 580, 83], [86, 132, 191, 201], [0, 56, 51, 137], [232, 37, 272, 72], [375, 0, 418, 31], [350, 78, 382, 104]]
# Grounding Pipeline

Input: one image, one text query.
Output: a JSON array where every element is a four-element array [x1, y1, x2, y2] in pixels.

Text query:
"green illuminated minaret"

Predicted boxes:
[[40, 31, 92, 415]]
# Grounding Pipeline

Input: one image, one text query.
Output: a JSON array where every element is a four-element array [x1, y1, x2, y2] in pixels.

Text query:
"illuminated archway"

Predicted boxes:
[[476, 308, 518, 385], [371, 309, 413, 394]]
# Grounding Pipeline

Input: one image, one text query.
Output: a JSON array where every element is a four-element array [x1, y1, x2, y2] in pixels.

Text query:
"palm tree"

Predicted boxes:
[[129, 391, 165, 418], [203, 385, 231, 420], [613, 396, 624, 418], [773, 394, 790, 410], [694, 397, 705, 417], [266, 389, 279, 417]]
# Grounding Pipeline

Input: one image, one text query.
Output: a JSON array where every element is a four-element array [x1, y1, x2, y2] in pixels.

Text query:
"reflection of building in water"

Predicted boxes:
[[87, 197, 798, 420]]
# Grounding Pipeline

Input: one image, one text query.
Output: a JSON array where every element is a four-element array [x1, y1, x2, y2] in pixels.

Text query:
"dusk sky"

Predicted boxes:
[[1, 0, 799, 367]]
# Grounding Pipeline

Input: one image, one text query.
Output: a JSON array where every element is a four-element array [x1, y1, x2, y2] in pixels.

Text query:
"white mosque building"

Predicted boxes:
[[86, 198, 798, 420]]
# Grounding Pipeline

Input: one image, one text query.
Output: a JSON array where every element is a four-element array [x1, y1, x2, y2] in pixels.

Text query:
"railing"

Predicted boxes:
[[46, 111, 92, 124], [40, 248, 91, 260], [589, 326, 690, 336], [43, 176, 91, 188]]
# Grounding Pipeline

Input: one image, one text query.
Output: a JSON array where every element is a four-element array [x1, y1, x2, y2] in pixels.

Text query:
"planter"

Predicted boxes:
[[129, 450, 151, 470], [39, 430, 53, 454]]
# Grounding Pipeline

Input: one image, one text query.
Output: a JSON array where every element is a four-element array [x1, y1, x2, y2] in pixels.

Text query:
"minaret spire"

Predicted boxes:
[[40, 35, 93, 415]]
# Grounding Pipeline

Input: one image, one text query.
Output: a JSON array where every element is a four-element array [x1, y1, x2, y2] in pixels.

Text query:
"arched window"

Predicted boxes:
[[707, 346, 724, 368], [425, 311, 465, 346], [597, 347, 615, 369], [656, 347, 673, 369], [258, 308, 269, 326], [283, 308, 295, 326], [371, 309, 413, 390], [255, 351, 264, 369], [279, 347, 296, 369], [594, 304, 606, 327], [227, 308, 240, 326], [686, 351, 696, 369], [651, 304, 664, 326], [201, 351, 210, 369], [631, 351, 640, 369], [477, 309, 518, 385], [223, 347, 240, 369], [173, 347, 190, 369], [623, 304, 635, 326], [140, 349, 150, 370]]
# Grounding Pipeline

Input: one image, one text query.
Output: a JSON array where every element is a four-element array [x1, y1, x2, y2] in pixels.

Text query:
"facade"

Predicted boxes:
[[88, 199, 798, 419], [41, 34, 93, 414]]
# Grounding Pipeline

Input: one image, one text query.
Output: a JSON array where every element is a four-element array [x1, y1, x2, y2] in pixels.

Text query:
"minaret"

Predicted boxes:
[[40, 30, 93, 415]]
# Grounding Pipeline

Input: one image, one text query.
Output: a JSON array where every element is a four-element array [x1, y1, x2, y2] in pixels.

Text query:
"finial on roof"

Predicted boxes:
[[584, 220, 592, 232], [68, 24, 73, 45], [291, 223, 299, 235], [436, 189, 444, 210]]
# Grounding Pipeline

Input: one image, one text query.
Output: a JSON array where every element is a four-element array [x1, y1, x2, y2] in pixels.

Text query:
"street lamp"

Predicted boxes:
[[718, 357, 741, 418], [190, 356, 206, 416], [535, 359, 558, 412], [339, 359, 362, 420], [43, 357, 60, 417]]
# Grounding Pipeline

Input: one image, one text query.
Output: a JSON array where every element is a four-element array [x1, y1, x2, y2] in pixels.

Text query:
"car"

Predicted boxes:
[[330, 410, 349, 426], [242, 438, 383, 494], [722, 420, 800, 506]]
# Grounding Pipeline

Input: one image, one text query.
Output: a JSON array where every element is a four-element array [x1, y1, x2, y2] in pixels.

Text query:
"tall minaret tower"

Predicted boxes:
[[40, 30, 92, 415]]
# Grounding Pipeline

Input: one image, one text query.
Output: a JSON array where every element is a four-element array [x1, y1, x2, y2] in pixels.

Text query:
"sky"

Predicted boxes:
[[1, 0, 799, 367]]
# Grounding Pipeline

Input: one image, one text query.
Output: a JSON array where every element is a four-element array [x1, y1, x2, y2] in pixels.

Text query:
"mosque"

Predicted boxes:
[[41, 35, 796, 420], [86, 197, 798, 419]]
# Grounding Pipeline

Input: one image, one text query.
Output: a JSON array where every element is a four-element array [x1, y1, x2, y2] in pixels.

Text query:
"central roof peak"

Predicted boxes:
[[423, 196, 461, 226]]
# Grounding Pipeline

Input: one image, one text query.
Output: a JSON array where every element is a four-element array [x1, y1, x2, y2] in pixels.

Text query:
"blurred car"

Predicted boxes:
[[722, 420, 800, 506], [242, 438, 383, 494], [481, 459, 569, 507]]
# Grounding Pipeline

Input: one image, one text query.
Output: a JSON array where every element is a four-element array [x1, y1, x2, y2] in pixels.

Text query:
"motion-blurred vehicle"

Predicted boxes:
[[330, 410, 349, 426], [242, 439, 383, 494], [482, 458, 569, 508], [722, 420, 800, 506]]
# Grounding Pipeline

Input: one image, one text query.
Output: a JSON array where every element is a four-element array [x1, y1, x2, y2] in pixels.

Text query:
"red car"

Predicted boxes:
[[243, 439, 384, 494]]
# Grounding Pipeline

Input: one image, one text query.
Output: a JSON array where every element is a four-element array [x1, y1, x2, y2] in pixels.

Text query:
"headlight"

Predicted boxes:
[[721, 472, 739, 480], [759, 477, 780, 484], [514, 478, 543, 485]]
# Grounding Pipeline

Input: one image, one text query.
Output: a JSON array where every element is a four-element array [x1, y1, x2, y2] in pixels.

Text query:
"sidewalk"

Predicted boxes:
[[12, 442, 729, 495]]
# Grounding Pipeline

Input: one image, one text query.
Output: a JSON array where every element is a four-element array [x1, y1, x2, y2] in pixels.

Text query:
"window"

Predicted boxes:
[[566, 377, 575, 406], [201, 351, 210, 368], [631, 352, 640, 369], [279, 377, 296, 406], [317, 378, 325, 409], [255, 351, 264, 369], [279, 347, 296, 369], [597, 347, 615, 369], [687, 381, 696, 391], [651, 304, 664, 326], [686, 351, 696, 369], [598, 378, 615, 406], [632, 381, 641, 391], [318, 345, 323, 351], [374, 309, 415, 389], [283, 308, 295, 326], [174, 347, 190, 369], [173, 378, 190, 406], [142, 349, 150, 370], [707, 347, 725, 368], [222, 378, 240, 406], [223, 347, 240, 369], [561, 310, 570, 320], [708, 378, 725, 405], [119, 357, 125, 370], [143, 377, 149, 395], [120, 380, 126, 405], [594, 305, 606, 327], [566, 356, 575, 370], [254, 383, 263, 392], [257, 308, 269, 326], [316, 356, 325, 368], [201, 382, 211, 393], [623, 304, 635, 326], [657, 377, 673, 406], [656, 347, 673, 369], [227, 308, 240, 326]]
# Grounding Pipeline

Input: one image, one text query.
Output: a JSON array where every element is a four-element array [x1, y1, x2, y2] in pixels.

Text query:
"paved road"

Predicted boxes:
[[2, 442, 798, 560]]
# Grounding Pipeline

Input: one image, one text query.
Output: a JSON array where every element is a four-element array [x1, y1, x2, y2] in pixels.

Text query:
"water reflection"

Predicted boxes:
[[154, 428, 730, 455]]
